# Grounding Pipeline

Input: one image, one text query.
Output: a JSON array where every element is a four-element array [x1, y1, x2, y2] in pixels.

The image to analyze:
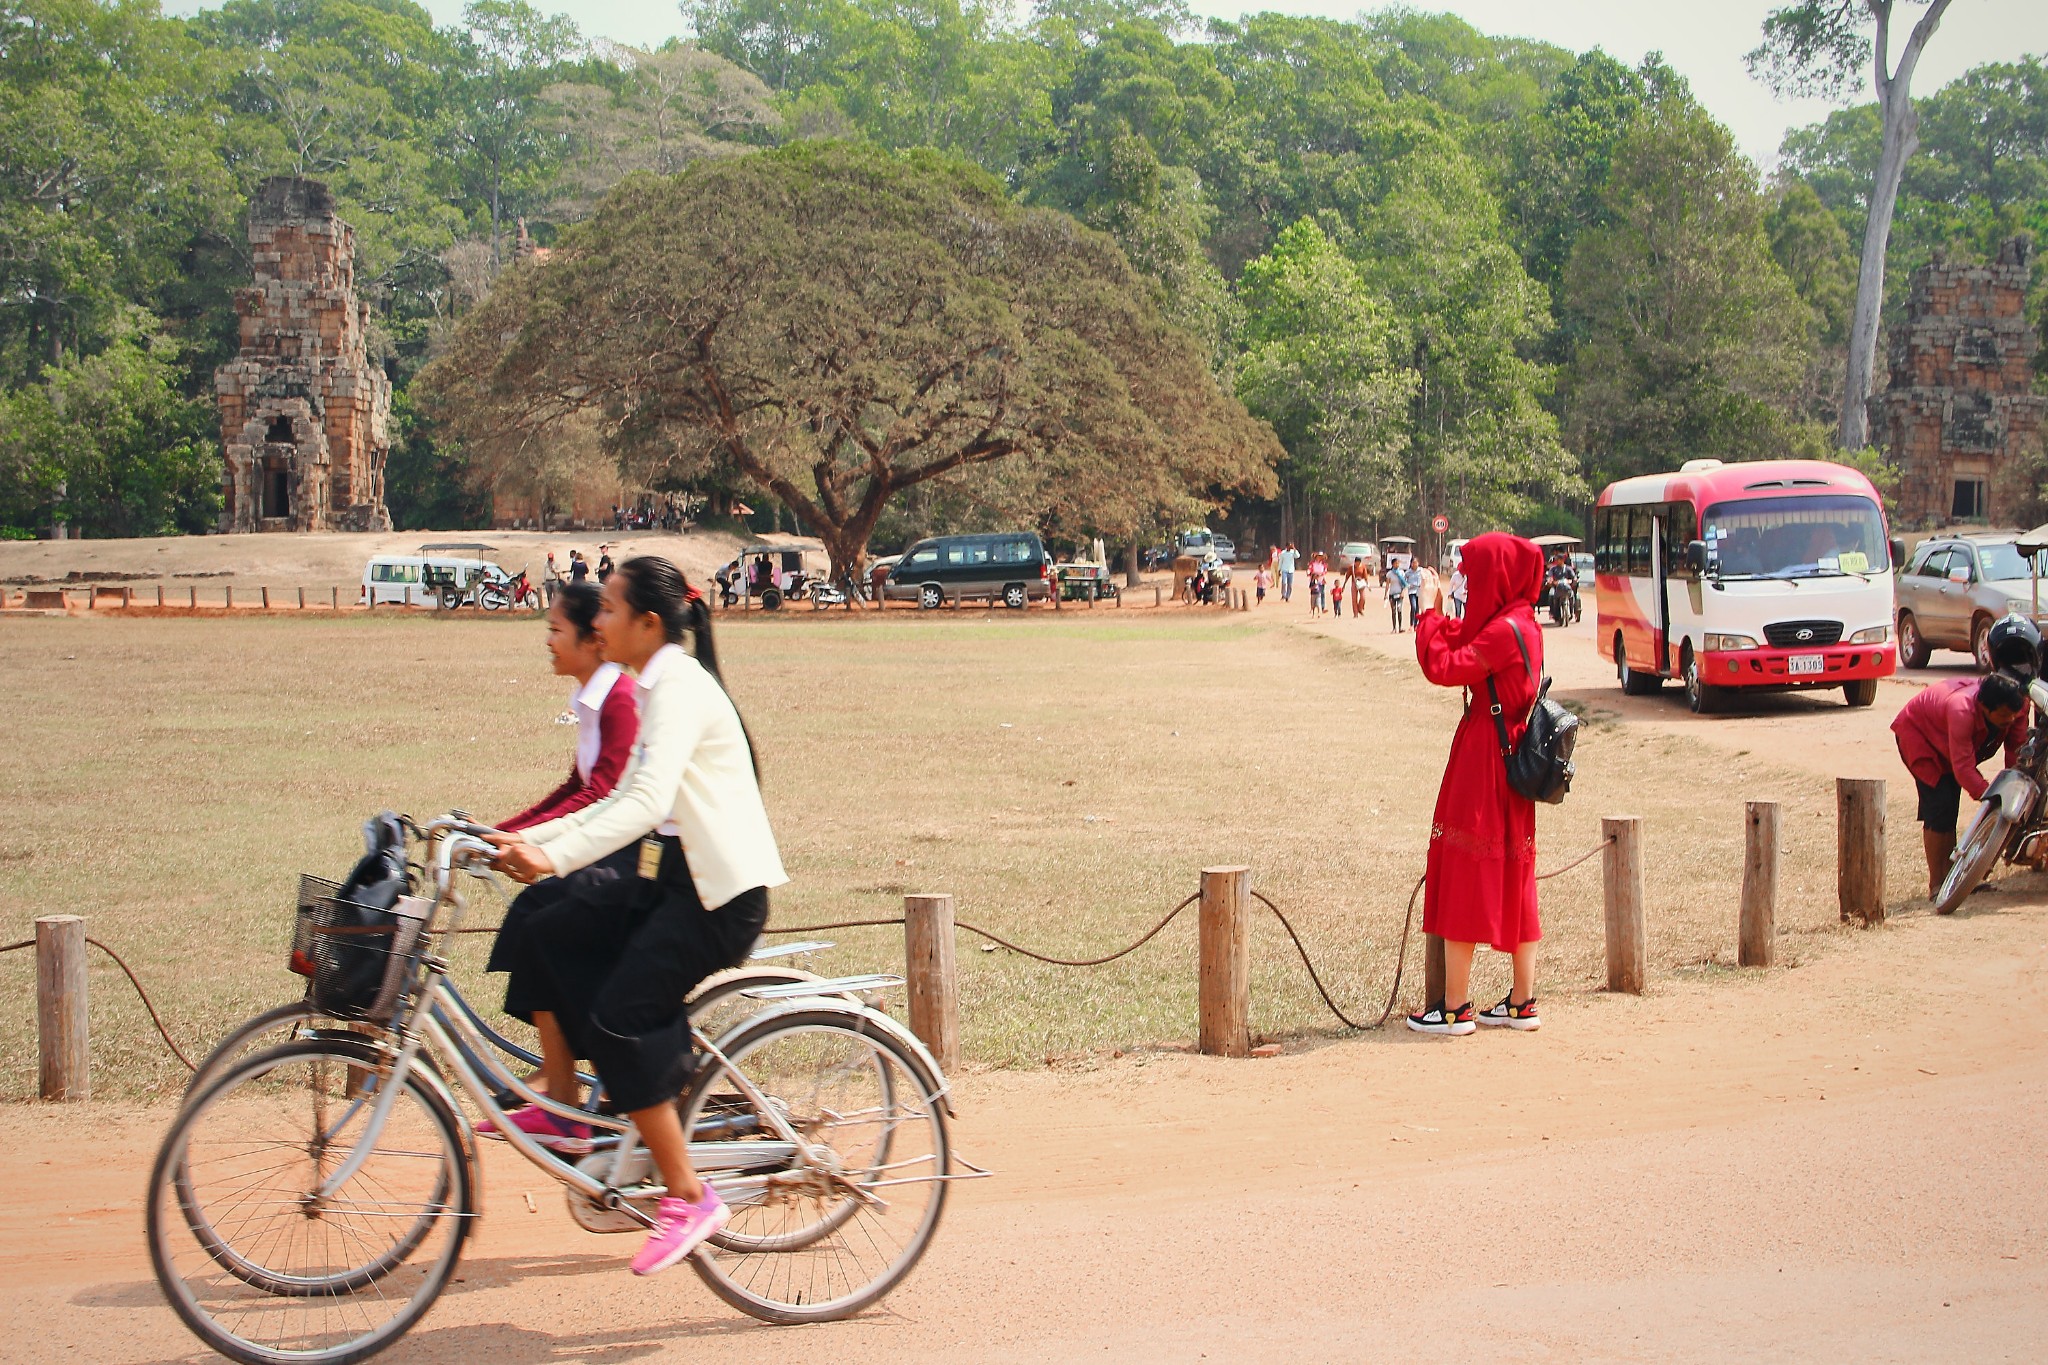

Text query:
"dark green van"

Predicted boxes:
[[884, 532, 1051, 609]]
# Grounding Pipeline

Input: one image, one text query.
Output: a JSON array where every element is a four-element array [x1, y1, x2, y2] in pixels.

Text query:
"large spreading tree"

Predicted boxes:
[[423, 141, 1280, 579]]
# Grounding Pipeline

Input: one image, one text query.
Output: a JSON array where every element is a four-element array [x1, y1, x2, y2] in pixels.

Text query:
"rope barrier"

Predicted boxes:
[[1, 835, 1615, 1079], [0, 935, 198, 1072]]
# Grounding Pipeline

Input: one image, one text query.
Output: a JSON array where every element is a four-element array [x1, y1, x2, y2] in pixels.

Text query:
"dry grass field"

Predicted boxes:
[[0, 609, 1933, 1100]]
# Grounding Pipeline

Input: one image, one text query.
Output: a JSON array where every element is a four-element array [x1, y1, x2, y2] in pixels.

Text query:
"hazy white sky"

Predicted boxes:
[[169, 0, 2048, 166]]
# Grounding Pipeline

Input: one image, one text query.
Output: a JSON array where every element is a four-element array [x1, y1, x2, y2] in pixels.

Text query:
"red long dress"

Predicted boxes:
[[1415, 533, 1544, 952]]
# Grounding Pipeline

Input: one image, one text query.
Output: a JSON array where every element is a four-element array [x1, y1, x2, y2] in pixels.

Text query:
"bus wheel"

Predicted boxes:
[[1844, 678, 1878, 708], [1682, 648, 1721, 715], [1617, 633, 1661, 696], [1897, 612, 1931, 668]]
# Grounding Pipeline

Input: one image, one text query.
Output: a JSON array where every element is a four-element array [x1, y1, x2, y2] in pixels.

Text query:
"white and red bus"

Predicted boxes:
[[1594, 458, 1897, 713]]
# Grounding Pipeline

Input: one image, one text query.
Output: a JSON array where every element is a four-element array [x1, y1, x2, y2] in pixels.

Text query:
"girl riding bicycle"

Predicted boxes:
[[485, 556, 787, 1277]]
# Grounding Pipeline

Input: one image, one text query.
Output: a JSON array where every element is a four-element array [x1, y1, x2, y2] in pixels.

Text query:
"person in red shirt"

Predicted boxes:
[[1408, 532, 1546, 1035], [1891, 672, 2027, 900], [485, 582, 640, 1026]]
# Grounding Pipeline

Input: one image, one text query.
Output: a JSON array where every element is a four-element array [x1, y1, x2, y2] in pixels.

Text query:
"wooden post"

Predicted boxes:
[[1154, 585, 1162, 607], [1838, 778, 1887, 926], [1198, 866, 1251, 1057], [261, 586, 271, 610], [36, 915, 88, 1101], [331, 586, 339, 611], [156, 584, 164, 607], [1740, 800, 1779, 967], [225, 585, 233, 609], [121, 586, 132, 608], [903, 894, 959, 1074], [1053, 584, 1062, 611], [188, 586, 197, 609], [1602, 815, 1646, 994], [297, 586, 306, 610]]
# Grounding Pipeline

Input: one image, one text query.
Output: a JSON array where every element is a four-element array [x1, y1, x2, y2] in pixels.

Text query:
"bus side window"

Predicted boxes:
[[1594, 509, 1617, 574], [1624, 508, 1653, 577]]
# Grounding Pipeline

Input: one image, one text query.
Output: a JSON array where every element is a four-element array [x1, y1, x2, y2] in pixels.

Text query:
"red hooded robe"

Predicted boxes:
[[1414, 533, 1545, 951]]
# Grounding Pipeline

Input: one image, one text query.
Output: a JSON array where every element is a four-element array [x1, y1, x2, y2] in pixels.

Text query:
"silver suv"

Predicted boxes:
[[1895, 534, 2046, 669]]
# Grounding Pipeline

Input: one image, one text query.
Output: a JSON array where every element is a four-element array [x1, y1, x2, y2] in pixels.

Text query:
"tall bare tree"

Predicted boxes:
[[1748, 0, 1955, 451]]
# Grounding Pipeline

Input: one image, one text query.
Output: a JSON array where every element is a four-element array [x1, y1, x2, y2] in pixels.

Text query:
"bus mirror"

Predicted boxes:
[[1888, 537, 1904, 569], [1684, 540, 1708, 576]]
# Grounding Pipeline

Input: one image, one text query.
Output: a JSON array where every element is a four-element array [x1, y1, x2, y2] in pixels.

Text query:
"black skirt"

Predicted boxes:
[[494, 836, 768, 1113]]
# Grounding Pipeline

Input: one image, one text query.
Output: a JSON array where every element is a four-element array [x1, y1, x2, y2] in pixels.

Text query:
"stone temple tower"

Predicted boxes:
[[1879, 237, 2048, 529], [216, 176, 392, 533]]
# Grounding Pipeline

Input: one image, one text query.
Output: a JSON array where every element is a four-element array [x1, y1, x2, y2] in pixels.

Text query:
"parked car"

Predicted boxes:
[[1337, 541, 1377, 572], [1211, 535, 1236, 563], [1895, 534, 2048, 670], [1175, 529, 1215, 561], [885, 531, 1052, 609], [362, 555, 494, 607]]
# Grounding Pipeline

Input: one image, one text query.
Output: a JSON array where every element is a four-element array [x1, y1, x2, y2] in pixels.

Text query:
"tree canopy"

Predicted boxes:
[[422, 143, 1280, 577], [2, 0, 2041, 544]]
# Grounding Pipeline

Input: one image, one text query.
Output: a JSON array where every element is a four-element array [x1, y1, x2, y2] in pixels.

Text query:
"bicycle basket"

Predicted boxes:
[[290, 874, 424, 1022]]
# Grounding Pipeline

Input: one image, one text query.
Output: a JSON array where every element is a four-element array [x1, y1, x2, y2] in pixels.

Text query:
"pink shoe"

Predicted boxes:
[[631, 1188, 729, 1276], [476, 1104, 592, 1154]]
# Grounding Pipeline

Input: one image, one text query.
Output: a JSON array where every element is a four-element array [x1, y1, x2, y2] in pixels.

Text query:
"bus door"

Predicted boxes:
[[1651, 511, 1672, 675]]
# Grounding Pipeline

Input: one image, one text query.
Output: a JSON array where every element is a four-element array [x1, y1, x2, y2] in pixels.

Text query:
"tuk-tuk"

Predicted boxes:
[[717, 545, 814, 610], [1055, 562, 1119, 602]]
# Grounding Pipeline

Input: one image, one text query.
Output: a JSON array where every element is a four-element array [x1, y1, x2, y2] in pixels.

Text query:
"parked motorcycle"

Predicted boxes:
[[1935, 675, 2048, 913], [479, 566, 542, 612]]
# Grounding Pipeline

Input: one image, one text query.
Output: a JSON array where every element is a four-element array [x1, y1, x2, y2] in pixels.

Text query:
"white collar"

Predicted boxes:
[[574, 661, 622, 709], [635, 642, 690, 692]]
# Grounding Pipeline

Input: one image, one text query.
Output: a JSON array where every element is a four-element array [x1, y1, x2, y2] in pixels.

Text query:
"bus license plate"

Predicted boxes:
[[1788, 654, 1825, 675]]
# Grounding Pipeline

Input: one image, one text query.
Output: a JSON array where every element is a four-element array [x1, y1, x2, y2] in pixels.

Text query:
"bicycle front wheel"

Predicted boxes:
[[683, 1009, 949, 1323], [148, 1038, 474, 1365]]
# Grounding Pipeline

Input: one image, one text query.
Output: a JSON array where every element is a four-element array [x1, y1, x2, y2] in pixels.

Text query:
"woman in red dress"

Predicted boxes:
[[1408, 532, 1545, 1035]]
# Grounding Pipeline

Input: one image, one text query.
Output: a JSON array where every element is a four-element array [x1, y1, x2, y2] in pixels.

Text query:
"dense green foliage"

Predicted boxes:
[[2, 0, 2042, 544]]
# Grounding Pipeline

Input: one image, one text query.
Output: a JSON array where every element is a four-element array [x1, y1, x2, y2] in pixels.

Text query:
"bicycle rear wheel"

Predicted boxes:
[[682, 1009, 949, 1323], [149, 1038, 473, 1365]]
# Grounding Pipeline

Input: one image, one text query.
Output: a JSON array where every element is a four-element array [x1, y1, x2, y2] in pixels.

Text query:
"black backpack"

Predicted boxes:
[[1485, 619, 1579, 805]]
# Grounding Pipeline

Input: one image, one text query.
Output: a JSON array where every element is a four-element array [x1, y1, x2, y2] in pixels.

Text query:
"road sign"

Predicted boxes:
[[1431, 514, 1449, 534]]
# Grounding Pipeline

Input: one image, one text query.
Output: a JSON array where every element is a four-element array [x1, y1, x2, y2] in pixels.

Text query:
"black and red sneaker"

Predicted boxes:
[[1406, 999, 1476, 1036], [1477, 995, 1541, 1031]]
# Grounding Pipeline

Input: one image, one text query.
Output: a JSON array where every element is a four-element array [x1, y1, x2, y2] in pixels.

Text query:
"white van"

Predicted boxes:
[[361, 556, 493, 607]]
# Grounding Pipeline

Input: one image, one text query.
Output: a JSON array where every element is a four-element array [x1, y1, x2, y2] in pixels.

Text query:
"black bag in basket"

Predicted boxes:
[[1484, 619, 1579, 805], [301, 813, 411, 1017]]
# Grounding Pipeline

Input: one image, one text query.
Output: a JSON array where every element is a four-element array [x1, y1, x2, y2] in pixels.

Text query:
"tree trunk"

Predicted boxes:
[[1839, 0, 1951, 450], [1125, 540, 1141, 589]]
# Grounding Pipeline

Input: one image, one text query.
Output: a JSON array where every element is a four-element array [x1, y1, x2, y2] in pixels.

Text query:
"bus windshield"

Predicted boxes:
[[1703, 494, 1890, 579]]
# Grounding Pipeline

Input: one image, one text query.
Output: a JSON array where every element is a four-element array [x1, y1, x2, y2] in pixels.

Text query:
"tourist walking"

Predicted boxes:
[[1449, 562, 1468, 619], [569, 551, 590, 584], [1254, 566, 1269, 606], [1407, 532, 1545, 1036], [1307, 553, 1327, 615], [1278, 543, 1299, 602], [597, 551, 615, 584], [1386, 562, 1407, 632]]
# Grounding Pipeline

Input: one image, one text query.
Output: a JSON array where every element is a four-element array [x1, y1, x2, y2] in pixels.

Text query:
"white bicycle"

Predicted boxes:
[[149, 817, 971, 1364]]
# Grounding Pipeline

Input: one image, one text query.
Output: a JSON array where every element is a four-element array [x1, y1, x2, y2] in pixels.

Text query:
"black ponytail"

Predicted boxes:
[[618, 555, 754, 773], [555, 581, 603, 639]]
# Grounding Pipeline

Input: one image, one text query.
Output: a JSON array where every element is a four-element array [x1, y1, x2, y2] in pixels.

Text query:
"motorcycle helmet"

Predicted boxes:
[[1986, 612, 2041, 680]]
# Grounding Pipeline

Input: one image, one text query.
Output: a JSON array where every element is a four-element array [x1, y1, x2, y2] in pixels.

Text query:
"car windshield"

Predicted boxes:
[[1976, 542, 2045, 581], [1703, 494, 1890, 579]]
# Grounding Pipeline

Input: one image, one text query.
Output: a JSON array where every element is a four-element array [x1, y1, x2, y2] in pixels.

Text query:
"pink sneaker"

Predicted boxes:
[[631, 1188, 729, 1276], [476, 1104, 592, 1155]]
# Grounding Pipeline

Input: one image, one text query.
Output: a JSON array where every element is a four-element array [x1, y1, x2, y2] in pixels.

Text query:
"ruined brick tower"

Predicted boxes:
[[1880, 237, 2047, 529], [216, 177, 391, 533]]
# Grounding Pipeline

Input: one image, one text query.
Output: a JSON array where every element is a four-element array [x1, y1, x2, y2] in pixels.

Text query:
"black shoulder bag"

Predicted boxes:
[[1484, 619, 1580, 805]]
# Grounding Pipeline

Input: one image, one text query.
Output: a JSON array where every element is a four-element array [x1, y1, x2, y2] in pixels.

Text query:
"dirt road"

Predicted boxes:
[[8, 889, 2045, 1362]]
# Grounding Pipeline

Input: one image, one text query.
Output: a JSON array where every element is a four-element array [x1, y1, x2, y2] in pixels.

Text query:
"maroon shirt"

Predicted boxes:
[[501, 672, 639, 831], [1890, 677, 2025, 800]]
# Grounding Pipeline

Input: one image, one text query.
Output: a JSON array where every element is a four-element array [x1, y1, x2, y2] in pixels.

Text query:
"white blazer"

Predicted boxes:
[[525, 644, 787, 909]]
